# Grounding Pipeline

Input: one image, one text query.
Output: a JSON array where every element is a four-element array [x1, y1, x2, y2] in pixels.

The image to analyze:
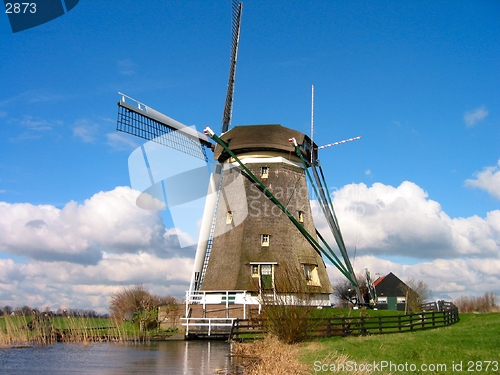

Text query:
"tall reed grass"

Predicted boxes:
[[0, 314, 153, 347]]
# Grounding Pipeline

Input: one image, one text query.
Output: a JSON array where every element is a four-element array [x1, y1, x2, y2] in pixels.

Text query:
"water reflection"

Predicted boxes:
[[0, 340, 234, 375]]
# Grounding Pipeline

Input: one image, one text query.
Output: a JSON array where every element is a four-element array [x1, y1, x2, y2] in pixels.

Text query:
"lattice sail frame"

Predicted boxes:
[[117, 99, 210, 162]]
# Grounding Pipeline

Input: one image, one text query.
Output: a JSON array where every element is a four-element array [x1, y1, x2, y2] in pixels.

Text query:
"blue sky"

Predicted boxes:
[[0, 1, 499, 312]]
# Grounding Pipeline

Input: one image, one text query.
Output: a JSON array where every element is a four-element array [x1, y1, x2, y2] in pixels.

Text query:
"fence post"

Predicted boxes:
[[360, 316, 366, 335]]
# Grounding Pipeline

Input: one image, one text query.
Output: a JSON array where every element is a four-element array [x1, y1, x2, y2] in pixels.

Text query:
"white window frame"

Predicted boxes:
[[261, 166, 269, 179], [303, 264, 321, 286], [251, 264, 259, 276], [261, 234, 270, 246]]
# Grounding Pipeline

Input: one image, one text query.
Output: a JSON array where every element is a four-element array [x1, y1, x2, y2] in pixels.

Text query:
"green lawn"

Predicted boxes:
[[311, 307, 407, 318], [300, 313, 500, 374]]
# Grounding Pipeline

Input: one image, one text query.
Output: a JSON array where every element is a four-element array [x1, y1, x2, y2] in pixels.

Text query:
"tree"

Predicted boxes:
[[109, 283, 174, 331], [2, 305, 13, 316], [332, 273, 367, 307], [402, 278, 431, 312]]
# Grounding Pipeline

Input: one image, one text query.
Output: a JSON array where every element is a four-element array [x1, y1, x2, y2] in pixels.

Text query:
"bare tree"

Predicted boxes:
[[257, 264, 318, 344], [402, 278, 431, 312], [454, 292, 498, 313], [332, 274, 367, 307], [109, 283, 174, 331]]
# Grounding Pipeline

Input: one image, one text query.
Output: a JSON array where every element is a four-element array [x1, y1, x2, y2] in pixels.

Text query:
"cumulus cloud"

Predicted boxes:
[[464, 105, 488, 127], [328, 255, 500, 301], [465, 159, 500, 200], [0, 186, 193, 264], [0, 253, 193, 313], [2, 181, 499, 313], [313, 181, 500, 259]]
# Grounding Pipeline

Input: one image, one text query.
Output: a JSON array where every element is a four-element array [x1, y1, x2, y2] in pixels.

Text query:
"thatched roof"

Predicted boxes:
[[214, 124, 315, 163]]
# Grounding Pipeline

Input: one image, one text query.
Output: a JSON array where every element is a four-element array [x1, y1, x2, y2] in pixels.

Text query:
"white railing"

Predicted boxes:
[[181, 317, 237, 336], [118, 92, 148, 111], [185, 290, 259, 319]]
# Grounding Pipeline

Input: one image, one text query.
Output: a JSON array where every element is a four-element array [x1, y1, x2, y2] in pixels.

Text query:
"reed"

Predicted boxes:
[[230, 335, 308, 375], [0, 314, 154, 347]]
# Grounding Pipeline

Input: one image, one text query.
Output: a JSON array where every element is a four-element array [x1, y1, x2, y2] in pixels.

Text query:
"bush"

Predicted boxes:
[[109, 284, 175, 331]]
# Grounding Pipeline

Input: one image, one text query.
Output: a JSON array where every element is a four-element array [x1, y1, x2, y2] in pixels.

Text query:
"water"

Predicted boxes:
[[0, 340, 234, 375]]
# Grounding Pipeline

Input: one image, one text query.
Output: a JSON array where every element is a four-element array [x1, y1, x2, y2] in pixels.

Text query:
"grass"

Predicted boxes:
[[230, 313, 499, 375], [310, 307, 407, 318], [300, 313, 500, 374]]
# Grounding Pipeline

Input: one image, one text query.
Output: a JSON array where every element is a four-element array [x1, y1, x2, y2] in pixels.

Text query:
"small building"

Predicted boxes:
[[373, 272, 409, 311]]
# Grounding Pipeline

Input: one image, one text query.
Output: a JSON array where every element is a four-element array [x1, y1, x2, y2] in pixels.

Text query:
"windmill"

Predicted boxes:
[[115, 2, 368, 316]]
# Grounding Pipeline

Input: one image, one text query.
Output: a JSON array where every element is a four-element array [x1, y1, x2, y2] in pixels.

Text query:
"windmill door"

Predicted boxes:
[[388, 296, 397, 310], [260, 264, 274, 291]]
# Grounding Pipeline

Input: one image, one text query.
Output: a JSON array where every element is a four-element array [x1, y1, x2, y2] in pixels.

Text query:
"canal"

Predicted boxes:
[[0, 340, 235, 374]]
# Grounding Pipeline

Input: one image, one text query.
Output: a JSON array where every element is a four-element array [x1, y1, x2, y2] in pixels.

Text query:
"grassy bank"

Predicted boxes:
[[302, 313, 500, 374], [0, 315, 178, 347], [231, 313, 500, 375]]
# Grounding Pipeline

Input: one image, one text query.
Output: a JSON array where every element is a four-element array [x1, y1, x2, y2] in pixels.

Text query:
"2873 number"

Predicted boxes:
[[5, 3, 37, 14], [467, 360, 499, 372]]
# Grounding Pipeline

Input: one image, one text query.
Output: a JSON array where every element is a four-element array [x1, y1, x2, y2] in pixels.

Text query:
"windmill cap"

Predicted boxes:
[[213, 124, 315, 163]]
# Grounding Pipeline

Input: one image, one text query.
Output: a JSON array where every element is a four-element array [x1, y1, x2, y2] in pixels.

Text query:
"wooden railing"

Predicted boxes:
[[230, 302, 459, 340]]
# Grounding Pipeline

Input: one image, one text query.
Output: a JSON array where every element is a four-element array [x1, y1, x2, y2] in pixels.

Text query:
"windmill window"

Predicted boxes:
[[378, 297, 388, 304], [261, 166, 269, 179], [298, 211, 304, 223], [397, 297, 406, 303], [251, 265, 259, 276], [261, 234, 270, 246], [303, 264, 320, 286], [226, 211, 233, 224], [260, 264, 272, 275]]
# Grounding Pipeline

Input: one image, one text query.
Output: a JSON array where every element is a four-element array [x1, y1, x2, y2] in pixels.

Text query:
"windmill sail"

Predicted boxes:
[[192, 1, 243, 292], [221, 0, 243, 133], [117, 93, 212, 161]]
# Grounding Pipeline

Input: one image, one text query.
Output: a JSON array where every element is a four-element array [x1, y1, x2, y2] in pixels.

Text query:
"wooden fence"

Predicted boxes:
[[230, 301, 459, 340]]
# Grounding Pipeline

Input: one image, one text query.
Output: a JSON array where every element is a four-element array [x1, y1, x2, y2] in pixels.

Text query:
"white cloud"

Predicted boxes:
[[117, 59, 136, 76], [0, 186, 190, 264], [328, 255, 500, 302], [0, 89, 70, 107], [1, 181, 499, 313], [464, 105, 488, 127], [72, 119, 99, 143], [465, 159, 500, 200], [313, 181, 500, 259], [106, 132, 140, 151], [0, 253, 192, 313]]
